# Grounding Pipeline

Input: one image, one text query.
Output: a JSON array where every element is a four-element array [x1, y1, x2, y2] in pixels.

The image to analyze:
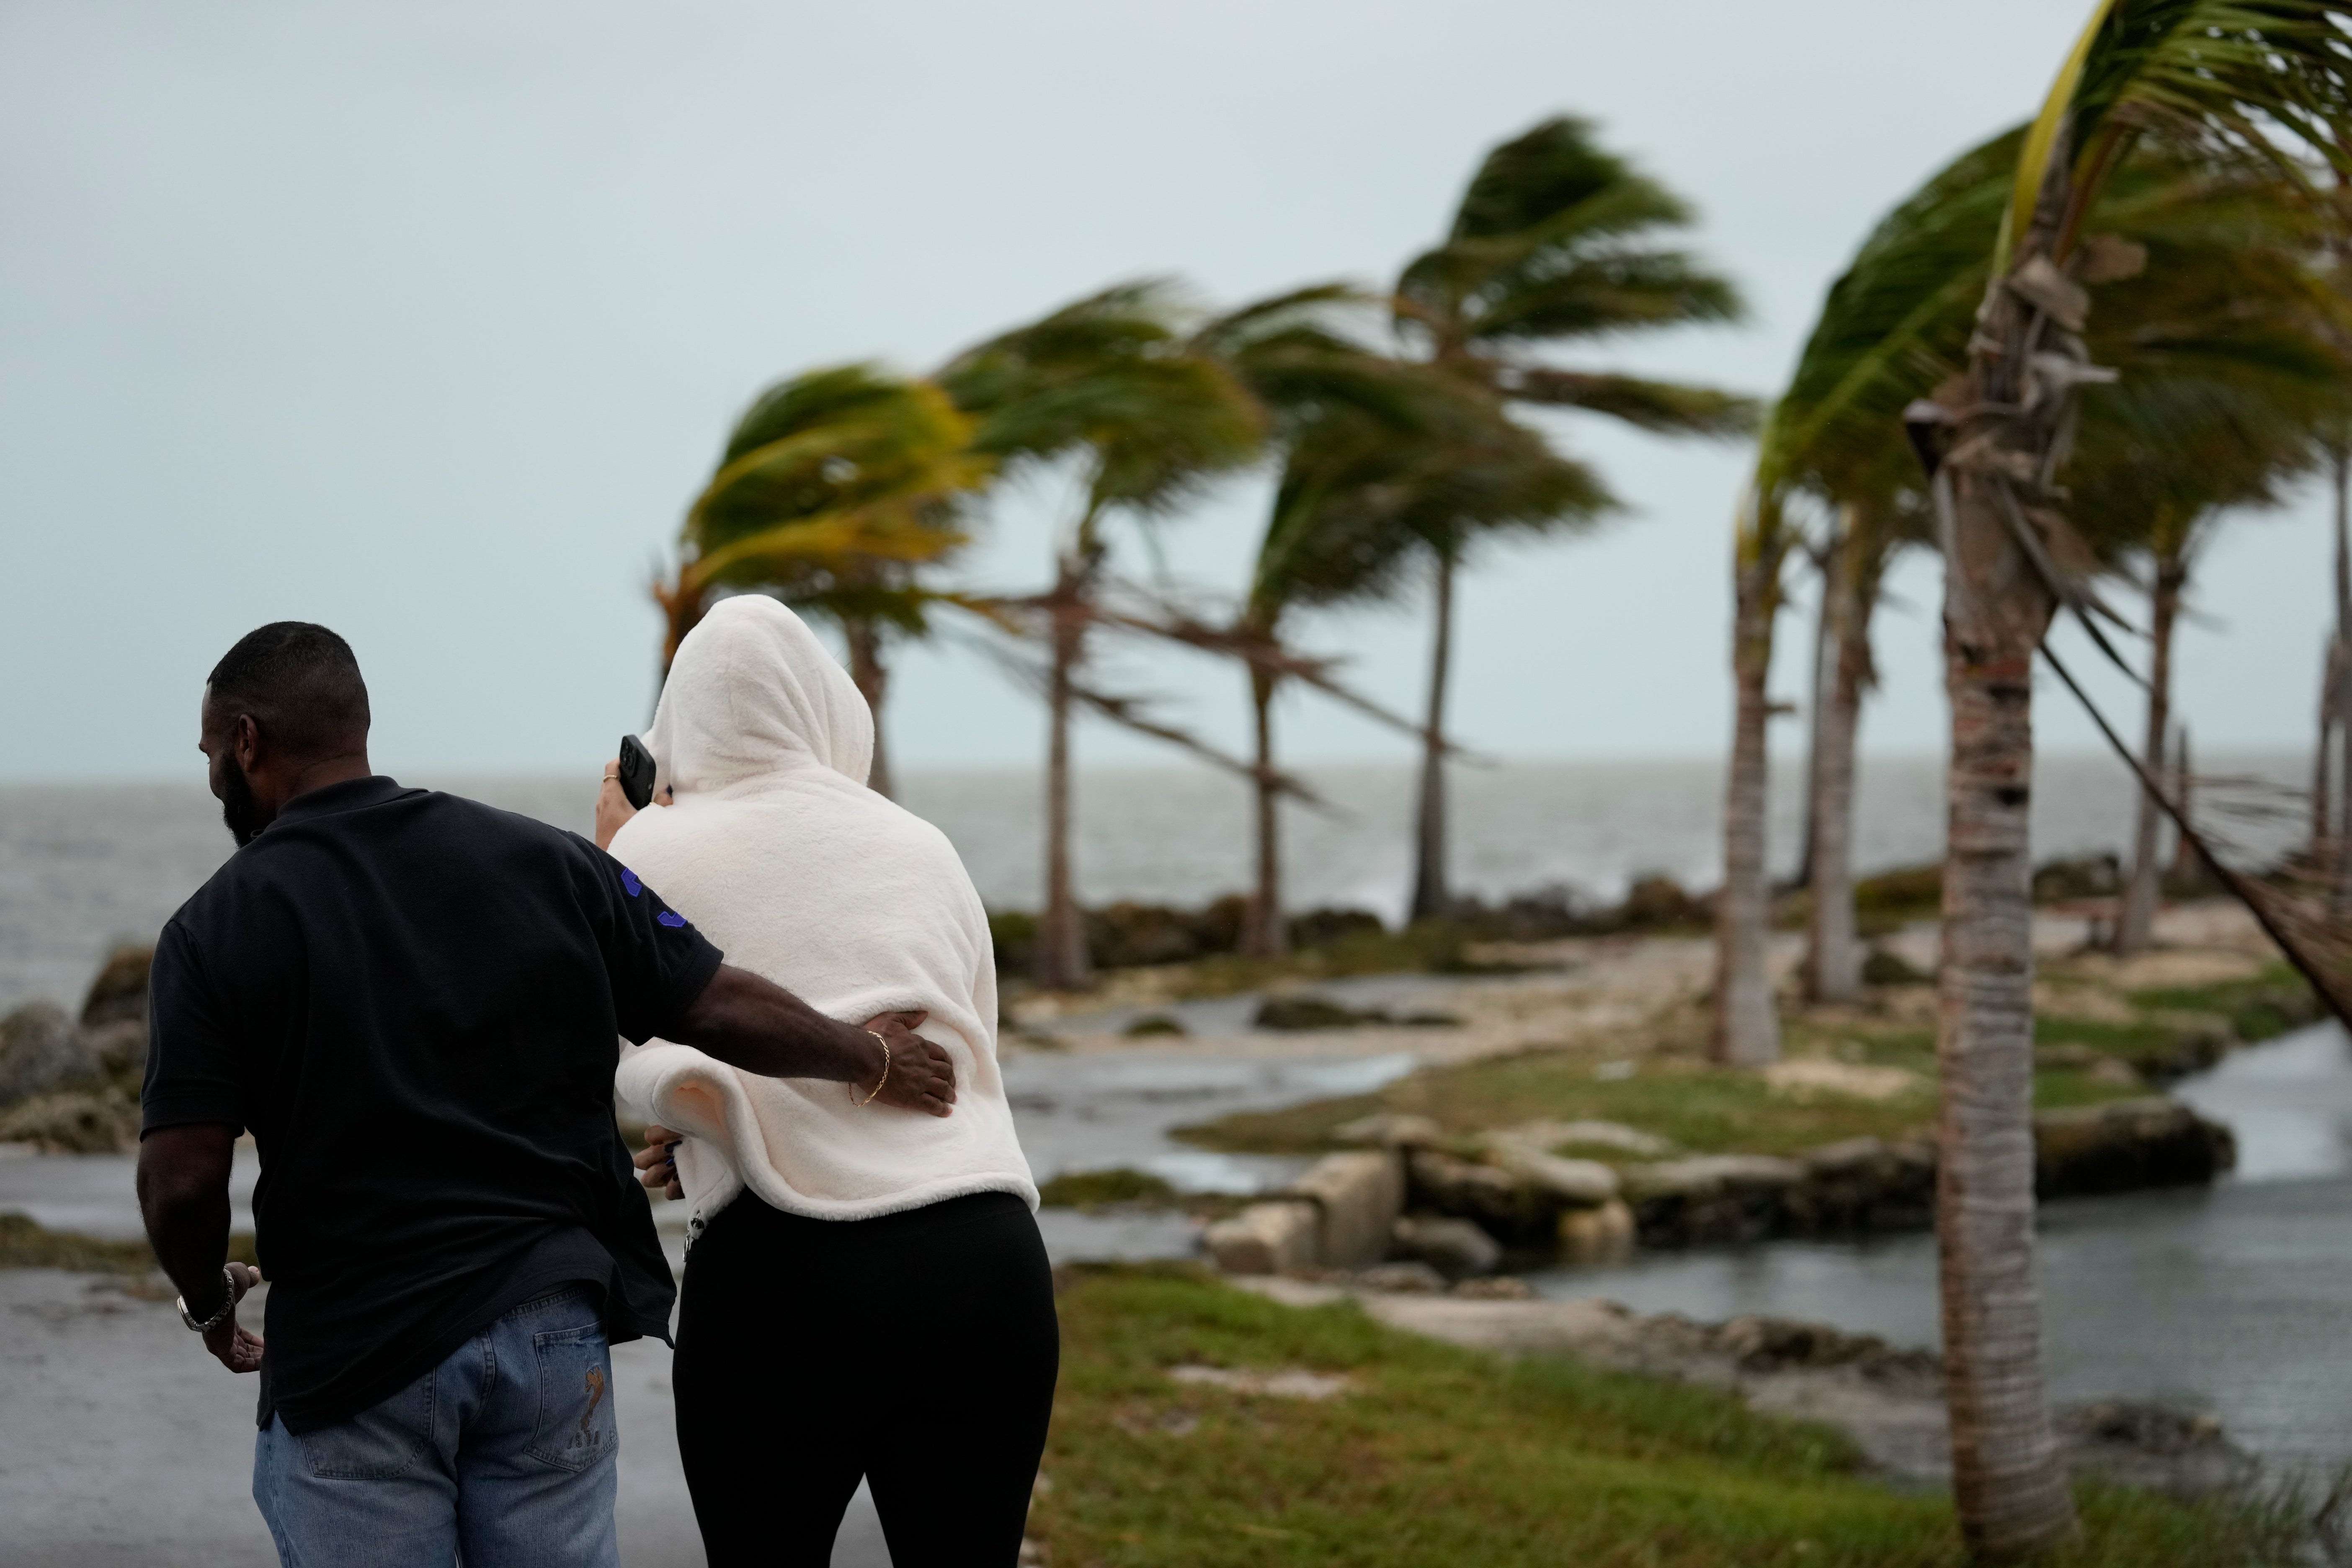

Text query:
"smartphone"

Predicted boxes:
[[616, 734, 658, 811]]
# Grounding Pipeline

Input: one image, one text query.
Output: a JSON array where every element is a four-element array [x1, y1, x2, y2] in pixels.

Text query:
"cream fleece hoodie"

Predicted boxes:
[[610, 596, 1037, 1229]]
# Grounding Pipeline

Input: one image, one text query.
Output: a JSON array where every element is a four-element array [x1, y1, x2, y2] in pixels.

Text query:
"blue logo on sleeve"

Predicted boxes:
[[620, 869, 642, 897], [657, 910, 687, 928]]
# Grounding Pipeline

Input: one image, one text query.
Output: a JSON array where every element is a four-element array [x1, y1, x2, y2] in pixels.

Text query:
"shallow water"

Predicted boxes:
[[1527, 1022, 2352, 1473]]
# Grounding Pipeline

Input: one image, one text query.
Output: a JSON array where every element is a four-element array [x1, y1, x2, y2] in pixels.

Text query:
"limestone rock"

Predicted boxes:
[[1620, 1154, 1805, 1246], [2033, 1098, 2234, 1198], [1203, 1201, 1319, 1275], [1353, 1261, 1446, 1294], [1481, 1136, 1619, 1208], [1289, 1150, 1405, 1267], [1406, 1148, 1539, 1236], [0, 1087, 138, 1153], [1391, 1215, 1502, 1278], [1556, 1198, 1635, 1262], [1331, 1112, 1443, 1149], [80, 946, 153, 1030], [0, 1003, 97, 1108]]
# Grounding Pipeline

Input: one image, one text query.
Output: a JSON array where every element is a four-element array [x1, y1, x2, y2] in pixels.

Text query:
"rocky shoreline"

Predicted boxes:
[[1204, 1097, 2236, 1273], [1233, 1273, 2259, 1498]]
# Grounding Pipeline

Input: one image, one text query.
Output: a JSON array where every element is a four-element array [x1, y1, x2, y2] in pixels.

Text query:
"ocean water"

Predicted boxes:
[[0, 750, 2304, 1015]]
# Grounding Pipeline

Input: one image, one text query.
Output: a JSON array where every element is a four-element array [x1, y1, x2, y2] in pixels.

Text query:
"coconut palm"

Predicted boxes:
[[1915, 5, 2352, 1552], [1232, 325, 1612, 952], [1721, 125, 2024, 1050], [1193, 290, 1462, 956], [654, 364, 987, 797], [939, 282, 1266, 989], [2086, 231, 2352, 949], [1395, 116, 1756, 921]]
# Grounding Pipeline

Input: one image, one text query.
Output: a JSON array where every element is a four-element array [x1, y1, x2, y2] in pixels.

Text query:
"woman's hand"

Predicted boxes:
[[633, 1123, 684, 1201], [595, 759, 637, 851]]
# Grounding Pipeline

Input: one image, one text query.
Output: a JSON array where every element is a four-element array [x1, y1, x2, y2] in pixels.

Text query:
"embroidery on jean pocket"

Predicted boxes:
[[525, 1321, 616, 1472], [298, 1370, 436, 1480]]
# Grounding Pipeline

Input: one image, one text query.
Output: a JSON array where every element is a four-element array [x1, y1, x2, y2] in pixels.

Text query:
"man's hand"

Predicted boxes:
[[202, 1262, 266, 1374], [672, 967, 958, 1113], [858, 1011, 957, 1118], [634, 1123, 685, 1201]]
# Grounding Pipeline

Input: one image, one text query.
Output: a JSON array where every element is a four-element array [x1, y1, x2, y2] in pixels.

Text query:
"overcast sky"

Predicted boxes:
[[0, 1, 2329, 784]]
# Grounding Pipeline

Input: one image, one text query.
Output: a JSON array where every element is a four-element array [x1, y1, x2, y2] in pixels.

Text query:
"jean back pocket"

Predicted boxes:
[[297, 1371, 436, 1480], [525, 1321, 616, 1472]]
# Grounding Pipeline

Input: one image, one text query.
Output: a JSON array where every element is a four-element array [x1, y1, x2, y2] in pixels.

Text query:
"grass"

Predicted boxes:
[[1030, 1266, 2305, 1567], [2125, 963, 2321, 1044], [0, 1212, 258, 1273], [1176, 1022, 2146, 1160]]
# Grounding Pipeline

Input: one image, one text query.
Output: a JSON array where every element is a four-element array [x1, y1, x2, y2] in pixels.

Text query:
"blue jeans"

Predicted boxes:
[[252, 1287, 620, 1568]]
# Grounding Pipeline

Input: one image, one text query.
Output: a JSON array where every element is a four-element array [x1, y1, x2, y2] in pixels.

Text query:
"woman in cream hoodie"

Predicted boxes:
[[598, 596, 1050, 1568]]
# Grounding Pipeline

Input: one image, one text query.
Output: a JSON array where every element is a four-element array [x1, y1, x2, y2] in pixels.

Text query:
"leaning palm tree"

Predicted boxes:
[[1197, 290, 1465, 956], [1395, 116, 1756, 921], [1720, 124, 2022, 1052], [654, 365, 987, 797], [939, 282, 1265, 989], [1231, 324, 1610, 951], [1913, 5, 2352, 1553]]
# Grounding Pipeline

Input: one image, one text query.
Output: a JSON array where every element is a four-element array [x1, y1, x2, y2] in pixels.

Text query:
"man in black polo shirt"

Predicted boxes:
[[136, 622, 957, 1568]]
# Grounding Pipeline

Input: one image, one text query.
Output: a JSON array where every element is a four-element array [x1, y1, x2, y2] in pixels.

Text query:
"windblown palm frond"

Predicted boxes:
[[1396, 116, 1758, 441], [659, 365, 985, 664], [938, 280, 1266, 536], [2009, 0, 2352, 271]]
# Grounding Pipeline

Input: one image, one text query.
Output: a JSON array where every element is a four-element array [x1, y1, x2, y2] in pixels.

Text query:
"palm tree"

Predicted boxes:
[[1229, 321, 1612, 952], [1801, 500, 1923, 1001], [1916, 6, 2352, 1553], [2086, 224, 2352, 949], [938, 282, 1265, 990], [1194, 290, 1465, 957], [1395, 116, 1756, 922], [1722, 125, 2022, 1052], [654, 365, 986, 797]]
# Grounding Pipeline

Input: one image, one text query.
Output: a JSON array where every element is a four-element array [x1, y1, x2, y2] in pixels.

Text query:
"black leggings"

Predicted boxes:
[[672, 1190, 1059, 1567]]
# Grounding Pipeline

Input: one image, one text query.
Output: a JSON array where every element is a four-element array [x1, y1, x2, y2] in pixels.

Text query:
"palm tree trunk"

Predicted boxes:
[[1934, 151, 2079, 1545], [1243, 663, 1287, 958], [2169, 727, 2197, 889], [843, 615, 894, 799], [1036, 557, 1092, 990], [1794, 545, 1836, 895], [1805, 516, 1865, 1003], [1408, 545, 1456, 923], [1712, 552, 1781, 1065], [2333, 448, 2352, 915], [2115, 554, 2182, 955]]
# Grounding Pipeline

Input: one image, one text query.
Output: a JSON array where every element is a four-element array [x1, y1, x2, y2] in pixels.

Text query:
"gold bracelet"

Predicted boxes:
[[848, 1031, 891, 1106]]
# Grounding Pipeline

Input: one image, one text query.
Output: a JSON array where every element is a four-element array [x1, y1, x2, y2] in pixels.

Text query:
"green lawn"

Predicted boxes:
[[1176, 1026, 2143, 1161], [1032, 1267, 2300, 1567]]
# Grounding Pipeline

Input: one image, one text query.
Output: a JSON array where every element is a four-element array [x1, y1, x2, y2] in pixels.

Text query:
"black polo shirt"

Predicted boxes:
[[142, 775, 723, 1432]]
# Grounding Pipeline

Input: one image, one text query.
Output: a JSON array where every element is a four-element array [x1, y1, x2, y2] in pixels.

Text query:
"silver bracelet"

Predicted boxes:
[[177, 1265, 239, 1333]]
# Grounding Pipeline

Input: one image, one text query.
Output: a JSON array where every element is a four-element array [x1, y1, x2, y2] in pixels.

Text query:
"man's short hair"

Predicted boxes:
[[206, 622, 371, 758]]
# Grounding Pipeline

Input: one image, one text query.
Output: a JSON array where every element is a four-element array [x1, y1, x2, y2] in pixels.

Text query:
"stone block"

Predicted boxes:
[[1391, 1215, 1503, 1278], [1203, 1201, 1320, 1275], [1557, 1198, 1635, 1262], [1290, 1150, 1405, 1267], [2033, 1098, 2235, 1198], [1481, 1137, 1620, 1207]]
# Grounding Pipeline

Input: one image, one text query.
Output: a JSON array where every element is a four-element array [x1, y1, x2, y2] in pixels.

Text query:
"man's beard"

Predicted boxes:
[[220, 762, 264, 848]]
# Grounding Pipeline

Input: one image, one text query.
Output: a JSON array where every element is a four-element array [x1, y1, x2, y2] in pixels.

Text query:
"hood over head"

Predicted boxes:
[[646, 596, 874, 794]]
